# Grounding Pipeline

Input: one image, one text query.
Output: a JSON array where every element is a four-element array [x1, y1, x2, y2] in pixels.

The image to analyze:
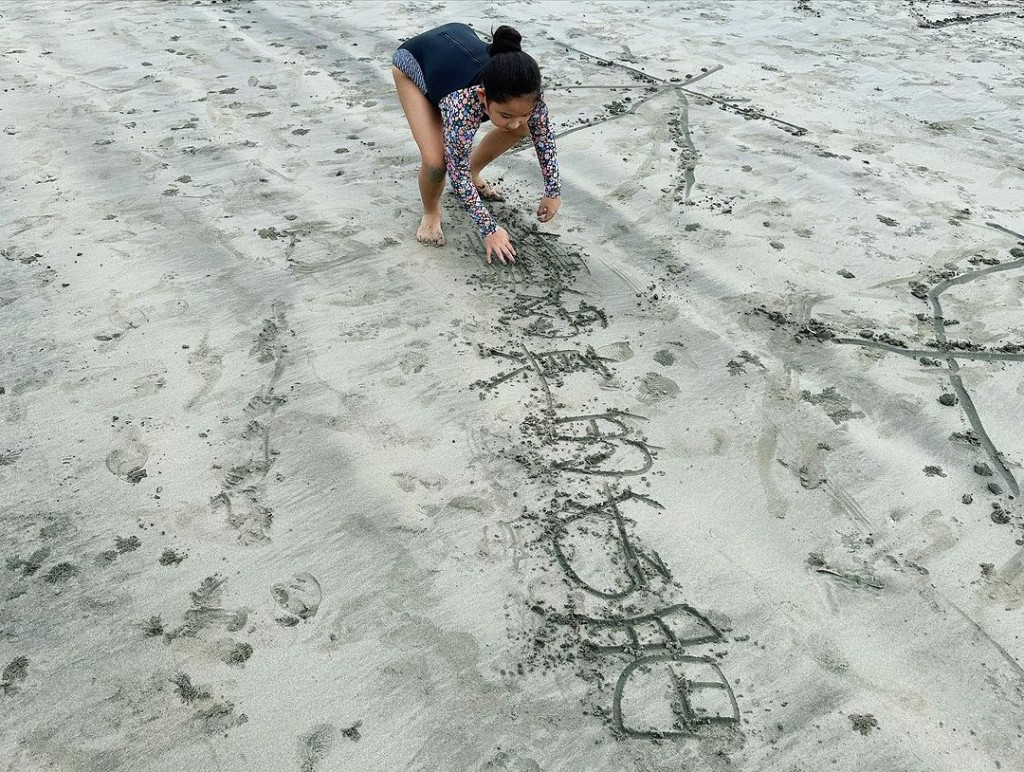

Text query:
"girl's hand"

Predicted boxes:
[[484, 227, 516, 264], [537, 196, 561, 223]]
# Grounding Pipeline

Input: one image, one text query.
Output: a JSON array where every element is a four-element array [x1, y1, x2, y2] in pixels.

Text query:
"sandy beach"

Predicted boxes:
[[2, 1, 1024, 769]]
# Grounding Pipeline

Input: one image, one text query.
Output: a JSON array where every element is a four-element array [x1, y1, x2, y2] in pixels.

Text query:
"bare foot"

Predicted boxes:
[[416, 213, 445, 246], [473, 177, 504, 201]]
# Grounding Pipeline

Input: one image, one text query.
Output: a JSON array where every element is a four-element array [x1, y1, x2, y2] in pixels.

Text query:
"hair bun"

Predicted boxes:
[[489, 25, 523, 55]]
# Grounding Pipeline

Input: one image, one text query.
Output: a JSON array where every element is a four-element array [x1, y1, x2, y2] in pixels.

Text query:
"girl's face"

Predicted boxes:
[[478, 90, 537, 131]]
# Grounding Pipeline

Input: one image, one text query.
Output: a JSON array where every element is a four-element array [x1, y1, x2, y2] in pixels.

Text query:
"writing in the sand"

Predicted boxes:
[[477, 339, 740, 739]]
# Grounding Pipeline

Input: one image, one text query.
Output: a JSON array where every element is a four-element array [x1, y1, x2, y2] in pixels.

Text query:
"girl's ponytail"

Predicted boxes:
[[488, 25, 523, 56], [481, 25, 541, 102]]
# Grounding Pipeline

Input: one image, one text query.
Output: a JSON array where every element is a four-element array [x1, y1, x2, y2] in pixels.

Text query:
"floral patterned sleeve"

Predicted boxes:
[[529, 93, 561, 200], [438, 88, 562, 237], [439, 88, 495, 237]]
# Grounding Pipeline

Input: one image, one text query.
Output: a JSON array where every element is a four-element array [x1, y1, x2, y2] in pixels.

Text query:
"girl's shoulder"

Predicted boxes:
[[440, 87, 484, 116]]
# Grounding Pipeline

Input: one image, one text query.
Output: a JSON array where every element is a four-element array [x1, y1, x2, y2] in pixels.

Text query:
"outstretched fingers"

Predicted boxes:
[[484, 227, 516, 265]]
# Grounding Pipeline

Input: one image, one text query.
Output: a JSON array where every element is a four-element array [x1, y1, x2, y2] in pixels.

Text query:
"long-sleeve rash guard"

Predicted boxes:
[[439, 87, 561, 237]]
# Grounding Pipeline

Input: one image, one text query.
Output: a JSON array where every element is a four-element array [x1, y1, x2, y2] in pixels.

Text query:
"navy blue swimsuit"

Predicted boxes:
[[397, 23, 488, 107]]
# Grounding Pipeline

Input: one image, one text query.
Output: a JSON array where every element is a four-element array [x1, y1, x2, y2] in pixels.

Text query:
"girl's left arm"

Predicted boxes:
[[528, 94, 562, 220], [528, 94, 561, 198]]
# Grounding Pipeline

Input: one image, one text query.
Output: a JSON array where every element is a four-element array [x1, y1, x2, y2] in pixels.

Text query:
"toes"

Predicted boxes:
[[474, 182, 503, 201], [416, 228, 445, 247]]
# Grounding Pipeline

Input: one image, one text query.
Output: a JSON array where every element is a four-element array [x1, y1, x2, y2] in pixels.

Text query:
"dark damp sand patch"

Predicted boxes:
[[159, 548, 187, 566], [341, 721, 362, 741], [142, 616, 164, 637], [726, 350, 765, 375], [167, 671, 248, 732], [115, 535, 140, 553], [171, 673, 210, 704], [653, 349, 675, 366], [800, 386, 864, 425], [0, 448, 22, 465], [222, 642, 253, 666], [951, 430, 979, 448], [7, 547, 49, 577], [848, 713, 879, 735], [638, 372, 680, 403], [42, 562, 79, 584], [1, 656, 29, 695]]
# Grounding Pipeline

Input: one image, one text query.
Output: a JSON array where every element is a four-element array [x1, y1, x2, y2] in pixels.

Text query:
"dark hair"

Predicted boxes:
[[481, 25, 541, 103]]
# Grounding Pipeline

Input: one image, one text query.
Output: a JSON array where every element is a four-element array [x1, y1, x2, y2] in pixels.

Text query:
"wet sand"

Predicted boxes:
[[2, 1, 1024, 770]]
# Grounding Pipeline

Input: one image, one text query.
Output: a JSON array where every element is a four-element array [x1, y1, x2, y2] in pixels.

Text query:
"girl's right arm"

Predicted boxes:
[[439, 89, 516, 263]]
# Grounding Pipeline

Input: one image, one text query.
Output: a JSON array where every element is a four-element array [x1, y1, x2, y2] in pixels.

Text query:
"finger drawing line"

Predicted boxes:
[[551, 488, 672, 600], [571, 603, 724, 655], [546, 412, 659, 477], [568, 604, 741, 737], [474, 345, 613, 395], [550, 409, 648, 440], [505, 289, 609, 338], [613, 654, 740, 739]]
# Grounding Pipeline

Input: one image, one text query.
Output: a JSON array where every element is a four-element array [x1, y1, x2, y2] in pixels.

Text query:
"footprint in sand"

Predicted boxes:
[[297, 722, 337, 772], [105, 424, 149, 484], [94, 307, 149, 343], [637, 372, 680, 403], [272, 572, 322, 625], [597, 341, 633, 362]]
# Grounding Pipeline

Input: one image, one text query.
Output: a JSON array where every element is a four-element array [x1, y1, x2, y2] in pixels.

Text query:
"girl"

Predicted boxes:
[[392, 23, 562, 264]]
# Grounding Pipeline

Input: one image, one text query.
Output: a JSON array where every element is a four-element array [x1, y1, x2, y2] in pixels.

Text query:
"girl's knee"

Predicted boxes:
[[423, 164, 446, 183]]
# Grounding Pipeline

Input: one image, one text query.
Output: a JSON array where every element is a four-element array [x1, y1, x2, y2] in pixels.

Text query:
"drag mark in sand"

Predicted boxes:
[[465, 211, 741, 741], [517, 55, 708, 202], [907, 0, 1024, 28], [833, 226, 1024, 497], [549, 488, 671, 600], [553, 42, 807, 137]]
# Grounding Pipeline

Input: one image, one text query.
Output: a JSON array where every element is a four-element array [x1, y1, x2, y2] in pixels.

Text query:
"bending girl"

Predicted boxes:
[[391, 23, 561, 264]]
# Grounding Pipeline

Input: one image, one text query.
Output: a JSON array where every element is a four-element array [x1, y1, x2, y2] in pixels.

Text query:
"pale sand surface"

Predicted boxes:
[[2, 1, 1024, 770]]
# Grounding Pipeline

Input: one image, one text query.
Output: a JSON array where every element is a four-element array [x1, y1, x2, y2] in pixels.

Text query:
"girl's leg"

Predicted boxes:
[[470, 124, 530, 200], [392, 66, 447, 246]]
